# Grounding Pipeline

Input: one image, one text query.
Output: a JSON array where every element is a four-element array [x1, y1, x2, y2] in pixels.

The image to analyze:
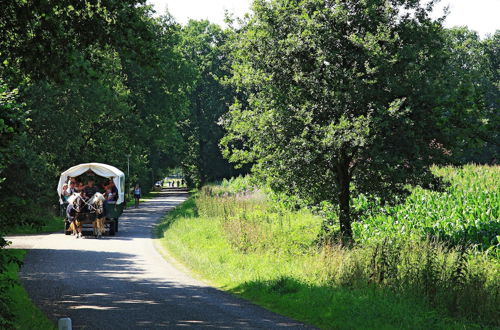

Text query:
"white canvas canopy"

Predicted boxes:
[[57, 163, 125, 204]]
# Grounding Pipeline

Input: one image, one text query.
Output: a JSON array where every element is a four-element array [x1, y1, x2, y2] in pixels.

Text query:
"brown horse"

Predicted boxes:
[[66, 193, 81, 237], [67, 193, 97, 238], [90, 193, 106, 238], [66, 192, 108, 238]]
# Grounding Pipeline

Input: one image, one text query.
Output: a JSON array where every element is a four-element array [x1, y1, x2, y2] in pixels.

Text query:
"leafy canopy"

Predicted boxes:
[[222, 0, 476, 238]]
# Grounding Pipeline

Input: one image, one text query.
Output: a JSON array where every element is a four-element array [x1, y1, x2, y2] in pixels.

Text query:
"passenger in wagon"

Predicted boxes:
[[102, 180, 118, 217], [61, 184, 71, 202], [106, 181, 118, 201], [76, 182, 85, 193], [66, 181, 77, 195], [83, 178, 97, 199]]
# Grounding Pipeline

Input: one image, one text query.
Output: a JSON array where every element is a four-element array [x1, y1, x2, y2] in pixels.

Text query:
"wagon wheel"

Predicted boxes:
[[109, 219, 116, 236]]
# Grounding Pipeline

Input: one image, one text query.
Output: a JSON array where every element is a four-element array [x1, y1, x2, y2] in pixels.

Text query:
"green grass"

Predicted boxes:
[[3, 250, 55, 329], [157, 166, 499, 329], [7, 216, 64, 235]]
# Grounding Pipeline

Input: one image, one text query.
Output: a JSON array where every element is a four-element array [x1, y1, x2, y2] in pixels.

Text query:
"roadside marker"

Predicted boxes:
[[58, 318, 72, 330]]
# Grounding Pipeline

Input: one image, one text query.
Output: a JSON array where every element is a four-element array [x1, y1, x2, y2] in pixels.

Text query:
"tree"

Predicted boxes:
[[476, 31, 499, 162], [0, 1, 191, 199], [0, 3, 192, 325], [441, 28, 499, 163], [178, 20, 243, 187], [116, 14, 190, 187], [0, 0, 155, 83], [222, 0, 473, 240], [0, 79, 25, 328], [0, 80, 23, 186]]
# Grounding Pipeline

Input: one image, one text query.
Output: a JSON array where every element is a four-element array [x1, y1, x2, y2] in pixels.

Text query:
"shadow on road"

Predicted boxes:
[[103, 192, 188, 241], [19, 249, 307, 329], [10, 190, 310, 329]]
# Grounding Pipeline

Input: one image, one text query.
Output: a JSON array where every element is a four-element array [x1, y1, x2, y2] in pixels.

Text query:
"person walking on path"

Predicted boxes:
[[134, 183, 141, 208]]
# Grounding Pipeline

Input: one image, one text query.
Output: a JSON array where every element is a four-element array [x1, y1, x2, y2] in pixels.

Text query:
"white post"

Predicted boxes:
[[58, 318, 72, 330]]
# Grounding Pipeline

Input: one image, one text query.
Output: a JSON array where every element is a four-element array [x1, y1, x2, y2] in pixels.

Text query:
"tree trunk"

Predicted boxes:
[[338, 163, 352, 242]]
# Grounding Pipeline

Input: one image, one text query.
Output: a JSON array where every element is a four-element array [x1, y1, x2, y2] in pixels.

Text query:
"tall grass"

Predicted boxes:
[[159, 166, 500, 328]]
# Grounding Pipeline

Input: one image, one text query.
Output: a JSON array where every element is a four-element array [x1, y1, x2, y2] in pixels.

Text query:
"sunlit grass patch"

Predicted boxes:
[[157, 166, 500, 329]]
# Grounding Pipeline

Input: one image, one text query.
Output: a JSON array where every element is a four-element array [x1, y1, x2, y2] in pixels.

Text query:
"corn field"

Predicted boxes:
[[352, 165, 499, 251]]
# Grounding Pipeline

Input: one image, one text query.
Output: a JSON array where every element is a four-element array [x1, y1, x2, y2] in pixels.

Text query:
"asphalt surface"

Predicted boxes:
[[7, 190, 312, 329]]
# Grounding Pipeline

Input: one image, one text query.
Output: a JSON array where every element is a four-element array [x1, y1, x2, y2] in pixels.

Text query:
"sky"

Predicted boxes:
[[147, 0, 499, 37]]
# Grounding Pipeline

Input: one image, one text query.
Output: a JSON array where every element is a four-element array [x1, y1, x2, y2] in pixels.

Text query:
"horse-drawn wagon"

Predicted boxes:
[[57, 163, 125, 237]]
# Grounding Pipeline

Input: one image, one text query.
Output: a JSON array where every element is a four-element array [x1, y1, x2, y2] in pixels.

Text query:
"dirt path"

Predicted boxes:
[[7, 191, 311, 329]]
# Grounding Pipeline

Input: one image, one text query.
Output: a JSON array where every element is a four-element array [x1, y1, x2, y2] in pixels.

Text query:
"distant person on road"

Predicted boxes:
[[134, 184, 141, 208]]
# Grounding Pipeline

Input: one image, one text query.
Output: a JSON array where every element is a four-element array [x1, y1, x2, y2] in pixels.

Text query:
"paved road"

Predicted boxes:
[[7, 191, 311, 329]]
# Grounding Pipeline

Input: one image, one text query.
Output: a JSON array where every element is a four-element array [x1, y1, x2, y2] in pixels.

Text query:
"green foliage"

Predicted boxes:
[[0, 2, 192, 323], [440, 28, 500, 163], [222, 0, 489, 239], [178, 20, 246, 187], [353, 165, 500, 250], [159, 169, 499, 328], [0, 79, 26, 327], [0, 0, 155, 82], [7, 216, 63, 235], [2, 250, 55, 330], [0, 248, 21, 328], [0, 80, 24, 182]]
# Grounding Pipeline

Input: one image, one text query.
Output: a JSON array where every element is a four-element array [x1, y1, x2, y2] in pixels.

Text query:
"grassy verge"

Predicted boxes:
[[7, 216, 63, 235], [4, 249, 55, 329], [158, 200, 492, 329], [156, 169, 499, 329]]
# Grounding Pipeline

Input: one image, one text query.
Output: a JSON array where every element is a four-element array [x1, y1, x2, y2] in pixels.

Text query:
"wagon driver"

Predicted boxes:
[[84, 178, 97, 199]]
